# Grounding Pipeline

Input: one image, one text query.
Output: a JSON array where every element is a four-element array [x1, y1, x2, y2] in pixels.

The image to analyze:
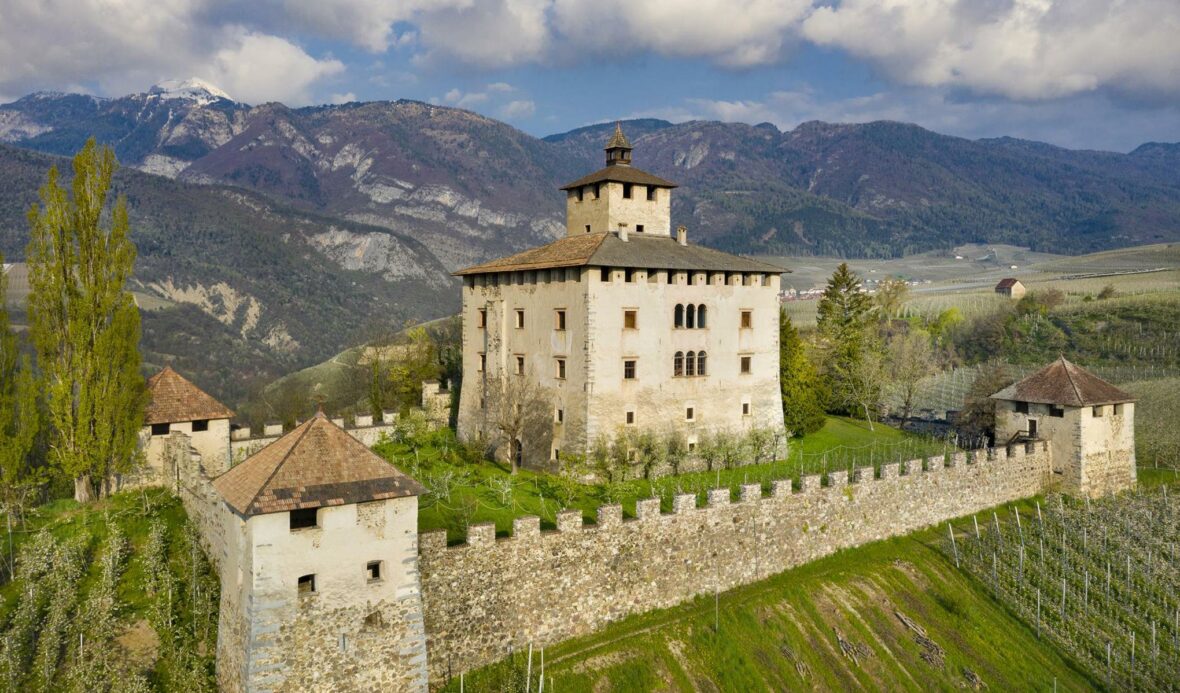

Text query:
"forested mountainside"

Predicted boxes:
[[0, 144, 455, 405], [3, 85, 1180, 265]]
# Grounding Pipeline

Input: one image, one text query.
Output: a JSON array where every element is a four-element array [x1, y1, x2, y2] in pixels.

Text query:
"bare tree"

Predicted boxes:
[[482, 376, 553, 473], [888, 329, 936, 424], [875, 278, 910, 319], [839, 342, 887, 430]]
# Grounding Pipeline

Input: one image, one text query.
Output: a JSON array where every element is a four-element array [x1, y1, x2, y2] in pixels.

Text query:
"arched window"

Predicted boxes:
[[674, 304, 684, 328], [697, 304, 707, 328], [674, 351, 684, 377], [686, 304, 696, 329], [685, 351, 696, 377], [697, 351, 707, 376]]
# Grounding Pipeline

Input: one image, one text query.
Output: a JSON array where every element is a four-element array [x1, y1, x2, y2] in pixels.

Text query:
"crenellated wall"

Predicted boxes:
[[418, 442, 1053, 683]]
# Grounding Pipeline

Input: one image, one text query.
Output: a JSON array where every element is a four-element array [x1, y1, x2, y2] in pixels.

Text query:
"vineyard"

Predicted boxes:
[[0, 489, 218, 692], [946, 487, 1180, 689]]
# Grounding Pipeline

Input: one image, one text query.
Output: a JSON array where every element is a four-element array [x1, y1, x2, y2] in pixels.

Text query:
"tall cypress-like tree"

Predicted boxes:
[[0, 252, 41, 515], [816, 263, 876, 414], [779, 309, 826, 436], [26, 139, 146, 502]]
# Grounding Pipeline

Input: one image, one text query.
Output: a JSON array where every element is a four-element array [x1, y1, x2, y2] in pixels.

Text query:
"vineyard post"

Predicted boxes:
[[992, 552, 998, 593], [1126, 556, 1131, 593], [1037, 501, 1043, 532], [1106, 641, 1111, 687], [1060, 578, 1066, 620], [526, 643, 533, 693], [1131, 631, 1136, 685], [1036, 589, 1041, 637], [1084, 571, 1089, 614], [973, 515, 980, 541], [1015, 507, 1024, 545], [948, 524, 959, 567], [993, 512, 1003, 549], [1019, 545, 1024, 583], [1040, 537, 1045, 570]]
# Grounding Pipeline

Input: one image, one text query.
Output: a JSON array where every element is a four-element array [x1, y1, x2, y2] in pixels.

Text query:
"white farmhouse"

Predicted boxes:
[[454, 124, 786, 467]]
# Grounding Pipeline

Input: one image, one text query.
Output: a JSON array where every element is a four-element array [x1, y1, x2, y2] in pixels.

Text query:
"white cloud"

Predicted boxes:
[[329, 92, 358, 104], [801, 0, 1180, 100], [201, 29, 344, 104], [498, 99, 536, 119], [436, 83, 535, 118], [413, 0, 552, 68]]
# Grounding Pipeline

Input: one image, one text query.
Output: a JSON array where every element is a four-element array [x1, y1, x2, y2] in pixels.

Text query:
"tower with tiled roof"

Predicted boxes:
[[455, 125, 786, 469], [211, 412, 427, 692], [991, 356, 1136, 497], [141, 365, 235, 479]]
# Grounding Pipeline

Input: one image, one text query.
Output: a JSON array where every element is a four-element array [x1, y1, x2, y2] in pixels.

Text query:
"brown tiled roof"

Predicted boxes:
[[213, 413, 424, 516], [605, 122, 631, 150], [995, 278, 1021, 289], [145, 366, 234, 424], [454, 232, 786, 276], [991, 357, 1135, 407], [560, 165, 677, 191]]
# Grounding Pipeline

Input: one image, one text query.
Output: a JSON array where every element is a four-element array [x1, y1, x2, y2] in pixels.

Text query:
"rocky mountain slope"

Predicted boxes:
[[0, 144, 455, 405]]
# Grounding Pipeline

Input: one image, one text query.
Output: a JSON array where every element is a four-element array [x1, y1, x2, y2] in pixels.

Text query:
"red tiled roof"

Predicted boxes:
[[995, 278, 1021, 289], [145, 366, 234, 424], [212, 412, 423, 516], [990, 357, 1135, 407]]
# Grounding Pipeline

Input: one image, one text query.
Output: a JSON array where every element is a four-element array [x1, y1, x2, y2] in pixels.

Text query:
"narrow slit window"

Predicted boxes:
[[555, 358, 566, 379], [514, 310, 525, 329], [555, 309, 566, 330], [515, 355, 525, 375], [742, 402, 751, 416], [626, 411, 635, 425], [478, 353, 486, 372], [477, 309, 487, 328], [740, 356, 752, 374], [685, 407, 695, 422], [740, 310, 753, 329]]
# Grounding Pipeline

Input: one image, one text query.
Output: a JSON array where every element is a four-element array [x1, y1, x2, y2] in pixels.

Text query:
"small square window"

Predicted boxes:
[[601, 267, 611, 282], [1015, 401, 1029, 414], [740, 356, 752, 374], [477, 309, 487, 328], [151, 422, 170, 436], [515, 355, 525, 375], [555, 358, 566, 379], [290, 507, 318, 531], [1114, 403, 1124, 416], [646, 187, 656, 201], [514, 310, 525, 329], [585, 224, 591, 233], [636, 224, 645, 233], [742, 402, 751, 416], [298, 574, 316, 595], [688, 442, 697, 452], [366, 561, 382, 582], [623, 360, 636, 380], [624, 310, 637, 329], [1049, 406, 1065, 418], [686, 407, 695, 421], [1092, 405, 1104, 417], [192, 419, 209, 432], [741, 310, 753, 329], [478, 353, 486, 372], [623, 183, 633, 199], [626, 411, 635, 425], [555, 309, 566, 330]]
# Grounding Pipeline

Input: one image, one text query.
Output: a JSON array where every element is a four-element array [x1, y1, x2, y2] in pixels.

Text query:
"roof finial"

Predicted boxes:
[[604, 121, 632, 166]]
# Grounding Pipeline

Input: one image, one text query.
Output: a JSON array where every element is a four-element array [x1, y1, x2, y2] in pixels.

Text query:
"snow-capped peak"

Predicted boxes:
[[148, 78, 233, 104]]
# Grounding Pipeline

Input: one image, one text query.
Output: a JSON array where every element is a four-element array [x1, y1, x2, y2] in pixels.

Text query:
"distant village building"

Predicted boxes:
[[141, 366, 234, 480], [454, 124, 785, 467], [994, 277, 1026, 298], [991, 357, 1136, 497]]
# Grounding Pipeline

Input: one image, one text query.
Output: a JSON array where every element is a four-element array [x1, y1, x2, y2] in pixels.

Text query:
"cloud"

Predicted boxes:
[[435, 83, 535, 119], [801, 0, 1180, 100], [413, 0, 552, 68], [498, 99, 536, 119], [329, 92, 358, 104], [201, 29, 344, 104]]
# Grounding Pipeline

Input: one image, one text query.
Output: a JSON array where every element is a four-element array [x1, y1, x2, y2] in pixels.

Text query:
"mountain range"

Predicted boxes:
[[2, 80, 1179, 405]]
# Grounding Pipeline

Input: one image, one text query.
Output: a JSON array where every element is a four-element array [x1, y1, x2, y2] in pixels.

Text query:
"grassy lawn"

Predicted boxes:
[[375, 416, 954, 543]]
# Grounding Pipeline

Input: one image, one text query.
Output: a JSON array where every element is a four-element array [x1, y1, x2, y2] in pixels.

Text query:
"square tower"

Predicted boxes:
[[991, 357, 1136, 497], [140, 366, 235, 480]]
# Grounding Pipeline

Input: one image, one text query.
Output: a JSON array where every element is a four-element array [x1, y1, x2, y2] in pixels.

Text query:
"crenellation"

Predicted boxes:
[[740, 483, 761, 502], [881, 462, 900, 479], [513, 515, 541, 537], [673, 493, 697, 514], [801, 474, 821, 492], [707, 488, 731, 506], [467, 522, 497, 547], [556, 509, 583, 532], [828, 470, 848, 487], [596, 504, 623, 527], [851, 467, 869, 484], [771, 479, 793, 498], [636, 497, 662, 520]]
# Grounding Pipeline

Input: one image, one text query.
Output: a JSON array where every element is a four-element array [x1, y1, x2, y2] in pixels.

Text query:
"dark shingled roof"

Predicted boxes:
[[145, 366, 234, 425], [213, 412, 423, 516], [995, 278, 1022, 289], [560, 165, 677, 191], [990, 357, 1136, 407], [454, 232, 786, 275]]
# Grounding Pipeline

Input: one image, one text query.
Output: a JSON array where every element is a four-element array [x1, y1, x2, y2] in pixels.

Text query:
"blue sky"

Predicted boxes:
[[2, 0, 1179, 151]]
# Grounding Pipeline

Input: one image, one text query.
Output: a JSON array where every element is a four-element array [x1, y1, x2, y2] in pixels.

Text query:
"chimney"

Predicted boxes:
[[618, 224, 629, 242], [676, 225, 688, 246]]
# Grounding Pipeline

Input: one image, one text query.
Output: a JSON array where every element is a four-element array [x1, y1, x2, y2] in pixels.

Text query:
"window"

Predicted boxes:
[[192, 419, 209, 432], [290, 507, 318, 531], [477, 309, 487, 328], [585, 224, 591, 233], [685, 407, 695, 421], [624, 310, 637, 329], [1114, 403, 1124, 416], [594, 183, 601, 199], [555, 309, 566, 330], [298, 574, 316, 595], [553, 448, 561, 461], [1092, 405, 1104, 417], [740, 356, 752, 374], [514, 309, 525, 329], [151, 423, 170, 436], [601, 267, 611, 282], [555, 358, 566, 379], [697, 304, 707, 328], [674, 304, 684, 328], [697, 351, 707, 376], [626, 411, 635, 425], [688, 441, 697, 452], [1015, 401, 1029, 414], [741, 310, 753, 329], [646, 186, 656, 201], [1028, 419, 1038, 438], [555, 408, 564, 424], [1049, 406, 1065, 418], [742, 402, 751, 416], [623, 359, 636, 380], [577, 187, 584, 202], [685, 351, 696, 377], [686, 304, 696, 329], [623, 183, 633, 199], [478, 353, 486, 372], [624, 268, 634, 283], [515, 355, 525, 375], [636, 224, 645, 233], [367, 561, 383, 582], [674, 351, 684, 377]]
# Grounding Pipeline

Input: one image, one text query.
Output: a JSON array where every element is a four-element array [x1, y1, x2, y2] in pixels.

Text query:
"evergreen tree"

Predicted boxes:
[[778, 310, 826, 436], [26, 139, 146, 502], [816, 263, 876, 414], [0, 252, 41, 516]]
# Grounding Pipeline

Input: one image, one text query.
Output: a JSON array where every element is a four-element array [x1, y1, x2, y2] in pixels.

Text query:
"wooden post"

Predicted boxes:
[[526, 643, 533, 693], [948, 524, 959, 567]]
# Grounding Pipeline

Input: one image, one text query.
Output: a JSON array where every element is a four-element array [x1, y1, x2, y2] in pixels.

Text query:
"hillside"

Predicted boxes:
[[4, 87, 1180, 266], [0, 144, 456, 405]]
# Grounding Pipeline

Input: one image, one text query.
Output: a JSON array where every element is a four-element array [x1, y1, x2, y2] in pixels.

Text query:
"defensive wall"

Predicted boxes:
[[229, 412, 400, 462], [418, 442, 1052, 683]]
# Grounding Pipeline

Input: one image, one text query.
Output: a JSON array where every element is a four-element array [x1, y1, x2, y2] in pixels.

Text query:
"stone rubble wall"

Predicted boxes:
[[418, 442, 1053, 684]]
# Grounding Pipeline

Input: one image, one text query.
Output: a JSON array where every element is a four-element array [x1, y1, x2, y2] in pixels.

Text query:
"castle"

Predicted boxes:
[[454, 125, 785, 467], [127, 129, 1140, 692]]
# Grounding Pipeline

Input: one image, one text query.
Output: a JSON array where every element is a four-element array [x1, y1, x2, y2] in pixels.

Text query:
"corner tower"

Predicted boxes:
[[561, 123, 677, 238]]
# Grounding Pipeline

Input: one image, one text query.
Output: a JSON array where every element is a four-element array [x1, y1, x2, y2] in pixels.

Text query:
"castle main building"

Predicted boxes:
[[455, 125, 785, 466]]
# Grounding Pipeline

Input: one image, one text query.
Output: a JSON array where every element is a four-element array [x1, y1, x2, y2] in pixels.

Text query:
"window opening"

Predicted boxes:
[[478, 353, 486, 372], [151, 423, 170, 436], [623, 360, 637, 380], [298, 574, 316, 595], [636, 224, 645, 233], [686, 304, 696, 329], [674, 351, 684, 377], [647, 186, 657, 201], [674, 304, 684, 328], [697, 304, 707, 328], [697, 351, 707, 376], [742, 402, 751, 416], [477, 309, 487, 328], [515, 355, 525, 375], [290, 507, 318, 531], [626, 411, 635, 425], [555, 408, 564, 424], [685, 351, 696, 377], [624, 310, 637, 329], [514, 309, 524, 329], [555, 359, 566, 379], [740, 356, 752, 374], [1015, 401, 1029, 414], [623, 183, 633, 199], [741, 310, 752, 329], [686, 407, 695, 421], [601, 267, 611, 282], [367, 561, 382, 582], [555, 309, 566, 330], [191, 419, 209, 432]]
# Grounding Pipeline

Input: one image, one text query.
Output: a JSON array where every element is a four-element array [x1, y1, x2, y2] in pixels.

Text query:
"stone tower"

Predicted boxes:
[[211, 412, 428, 692], [140, 366, 235, 481], [991, 357, 1136, 497]]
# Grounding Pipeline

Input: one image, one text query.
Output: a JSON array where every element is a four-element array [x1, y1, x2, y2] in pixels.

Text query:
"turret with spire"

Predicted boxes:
[[605, 122, 632, 166]]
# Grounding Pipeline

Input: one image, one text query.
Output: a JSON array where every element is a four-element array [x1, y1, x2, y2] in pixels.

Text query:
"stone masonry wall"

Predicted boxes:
[[419, 442, 1052, 684]]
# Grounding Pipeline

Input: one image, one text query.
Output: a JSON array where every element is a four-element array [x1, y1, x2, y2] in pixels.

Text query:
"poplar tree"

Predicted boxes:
[[26, 139, 146, 502], [778, 309, 826, 436], [816, 263, 876, 414], [0, 253, 41, 516]]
